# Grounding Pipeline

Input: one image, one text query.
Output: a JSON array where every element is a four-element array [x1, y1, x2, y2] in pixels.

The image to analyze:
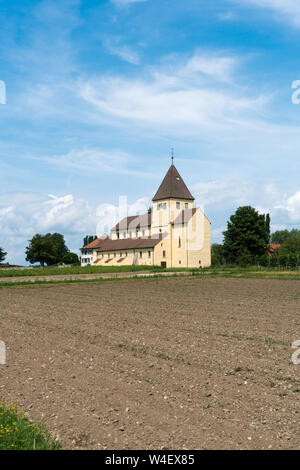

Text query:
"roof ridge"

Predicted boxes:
[[152, 164, 194, 201]]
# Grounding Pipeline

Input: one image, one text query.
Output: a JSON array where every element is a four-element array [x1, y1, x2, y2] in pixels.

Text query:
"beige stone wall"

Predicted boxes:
[[185, 210, 211, 268], [151, 199, 194, 236], [170, 209, 211, 268], [153, 234, 172, 267], [93, 248, 154, 266]]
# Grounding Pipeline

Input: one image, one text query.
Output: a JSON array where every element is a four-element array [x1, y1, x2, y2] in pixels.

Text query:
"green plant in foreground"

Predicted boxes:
[[0, 404, 61, 450]]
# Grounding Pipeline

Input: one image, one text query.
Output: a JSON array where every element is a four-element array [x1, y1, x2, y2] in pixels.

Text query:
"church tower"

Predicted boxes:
[[151, 162, 195, 235], [150, 161, 211, 268]]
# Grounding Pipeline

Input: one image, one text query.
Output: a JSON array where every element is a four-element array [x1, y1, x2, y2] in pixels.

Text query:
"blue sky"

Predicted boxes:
[[1, 0, 300, 263]]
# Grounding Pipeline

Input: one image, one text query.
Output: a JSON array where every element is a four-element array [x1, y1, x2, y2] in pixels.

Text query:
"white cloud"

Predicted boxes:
[[231, 0, 300, 27], [78, 52, 269, 138], [103, 36, 140, 64], [27, 148, 150, 178], [0, 191, 153, 264], [275, 191, 300, 221], [0, 192, 97, 264]]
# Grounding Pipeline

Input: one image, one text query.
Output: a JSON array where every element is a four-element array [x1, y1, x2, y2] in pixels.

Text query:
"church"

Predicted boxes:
[[80, 162, 211, 268]]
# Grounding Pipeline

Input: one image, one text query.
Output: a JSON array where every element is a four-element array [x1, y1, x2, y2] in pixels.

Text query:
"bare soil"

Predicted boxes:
[[0, 277, 299, 450]]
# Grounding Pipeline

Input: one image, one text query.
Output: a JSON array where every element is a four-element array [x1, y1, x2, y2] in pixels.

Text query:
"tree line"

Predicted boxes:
[[212, 206, 300, 267]]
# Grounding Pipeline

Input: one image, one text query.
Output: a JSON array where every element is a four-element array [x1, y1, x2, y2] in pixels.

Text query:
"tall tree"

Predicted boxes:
[[279, 232, 300, 254], [0, 247, 7, 263], [25, 233, 69, 266], [83, 235, 97, 246], [271, 229, 291, 244], [223, 206, 270, 264], [49, 232, 69, 264]]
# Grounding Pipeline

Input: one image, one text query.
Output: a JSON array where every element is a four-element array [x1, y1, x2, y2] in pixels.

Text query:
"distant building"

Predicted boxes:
[[80, 162, 211, 268], [268, 244, 281, 256]]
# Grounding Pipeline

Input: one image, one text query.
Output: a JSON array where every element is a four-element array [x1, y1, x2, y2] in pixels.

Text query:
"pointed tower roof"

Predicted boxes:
[[152, 164, 195, 201]]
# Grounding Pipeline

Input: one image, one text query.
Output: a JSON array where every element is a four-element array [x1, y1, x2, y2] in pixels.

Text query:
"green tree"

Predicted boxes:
[[279, 232, 300, 254], [25, 233, 69, 266], [278, 254, 288, 267], [62, 252, 79, 265], [223, 206, 270, 265], [0, 247, 7, 263], [211, 244, 225, 266], [25, 234, 57, 266], [83, 235, 97, 247], [49, 233, 69, 264], [270, 229, 290, 244]]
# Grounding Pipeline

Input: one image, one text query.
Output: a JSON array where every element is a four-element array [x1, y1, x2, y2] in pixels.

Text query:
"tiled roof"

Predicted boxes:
[[82, 234, 164, 253], [173, 208, 197, 225], [152, 164, 194, 201], [112, 213, 151, 232], [268, 243, 281, 255], [81, 236, 108, 250]]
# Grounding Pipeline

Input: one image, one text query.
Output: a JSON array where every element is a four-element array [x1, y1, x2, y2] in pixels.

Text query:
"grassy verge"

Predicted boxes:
[[1, 268, 300, 288], [0, 264, 196, 278], [0, 404, 61, 450]]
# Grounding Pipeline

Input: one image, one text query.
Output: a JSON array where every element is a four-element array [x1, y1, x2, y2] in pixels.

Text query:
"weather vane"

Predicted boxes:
[[171, 147, 174, 164]]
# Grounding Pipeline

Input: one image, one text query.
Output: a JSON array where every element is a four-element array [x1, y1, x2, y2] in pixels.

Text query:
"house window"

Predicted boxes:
[[120, 253, 122, 257], [148, 250, 151, 258], [185, 203, 188, 209], [157, 204, 161, 210], [129, 232, 132, 238], [176, 202, 180, 209], [140, 251, 143, 258], [114, 253, 116, 258], [117, 232, 120, 239], [178, 237, 181, 248], [163, 203, 166, 209], [123, 232, 126, 238], [179, 260, 181, 264], [107, 253, 110, 258], [125, 252, 127, 257], [142, 230, 145, 237], [163, 251, 166, 258]]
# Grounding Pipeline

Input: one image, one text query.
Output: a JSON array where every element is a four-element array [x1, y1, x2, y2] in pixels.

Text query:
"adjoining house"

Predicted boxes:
[[268, 244, 281, 256], [80, 162, 211, 268]]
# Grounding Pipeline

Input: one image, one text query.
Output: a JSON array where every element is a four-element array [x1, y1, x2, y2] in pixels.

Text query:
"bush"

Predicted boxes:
[[62, 252, 79, 265], [0, 404, 61, 450]]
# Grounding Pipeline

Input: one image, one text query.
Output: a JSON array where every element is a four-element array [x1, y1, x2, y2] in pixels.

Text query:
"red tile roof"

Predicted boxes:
[[268, 243, 281, 255], [81, 236, 108, 250], [81, 234, 164, 252]]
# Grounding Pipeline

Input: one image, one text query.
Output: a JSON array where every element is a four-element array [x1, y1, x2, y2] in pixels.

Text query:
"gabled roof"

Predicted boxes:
[[111, 213, 151, 232], [152, 164, 194, 202], [81, 234, 164, 252], [81, 236, 108, 250]]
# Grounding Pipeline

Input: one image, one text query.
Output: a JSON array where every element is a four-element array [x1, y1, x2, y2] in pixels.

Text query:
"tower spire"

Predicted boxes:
[[171, 147, 174, 165]]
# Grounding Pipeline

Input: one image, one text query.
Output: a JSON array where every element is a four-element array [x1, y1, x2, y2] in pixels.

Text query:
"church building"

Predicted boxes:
[[80, 162, 211, 268]]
